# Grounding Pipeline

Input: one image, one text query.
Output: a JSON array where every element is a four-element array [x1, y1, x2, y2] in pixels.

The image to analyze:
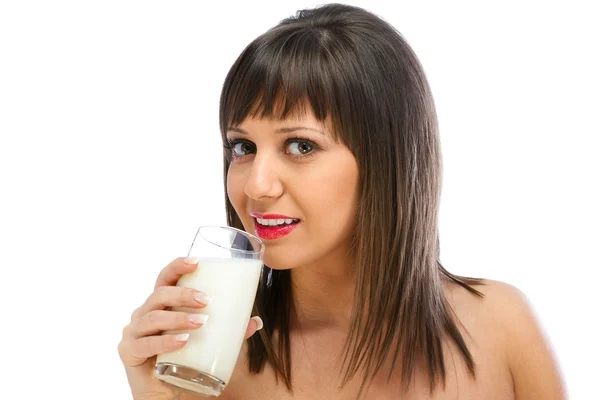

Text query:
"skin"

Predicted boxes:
[[217, 279, 568, 400], [225, 114, 360, 329], [119, 109, 567, 399]]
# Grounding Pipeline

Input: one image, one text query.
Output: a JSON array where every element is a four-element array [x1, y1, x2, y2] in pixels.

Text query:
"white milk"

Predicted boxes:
[[156, 257, 262, 385]]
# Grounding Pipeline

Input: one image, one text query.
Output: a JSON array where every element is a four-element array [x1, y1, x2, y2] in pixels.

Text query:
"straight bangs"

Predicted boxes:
[[219, 25, 348, 144]]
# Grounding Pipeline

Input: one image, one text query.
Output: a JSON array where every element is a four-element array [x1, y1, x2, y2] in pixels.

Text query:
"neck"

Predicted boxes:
[[289, 252, 356, 332]]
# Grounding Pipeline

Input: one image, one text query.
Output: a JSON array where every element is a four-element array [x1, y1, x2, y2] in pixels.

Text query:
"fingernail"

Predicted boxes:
[[194, 291, 214, 305], [251, 316, 263, 331], [174, 333, 190, 342], [184, 257, 199, 265], [189, 314, 209, 325]]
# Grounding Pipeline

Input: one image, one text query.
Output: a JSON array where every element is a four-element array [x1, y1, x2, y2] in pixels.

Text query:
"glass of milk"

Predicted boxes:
[[155, 225, 264, 397]]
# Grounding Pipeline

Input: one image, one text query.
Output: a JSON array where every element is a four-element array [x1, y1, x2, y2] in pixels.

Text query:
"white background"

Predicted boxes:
[[1, 1, 598, 399]]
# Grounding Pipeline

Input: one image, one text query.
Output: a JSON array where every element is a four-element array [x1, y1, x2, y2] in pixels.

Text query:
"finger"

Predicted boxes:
[[154, 257, 199, 290], [245, 316, 264, 340], [132, 310, 209, 338], [123, 334, 191, 367], [135, 286, 213, 321]]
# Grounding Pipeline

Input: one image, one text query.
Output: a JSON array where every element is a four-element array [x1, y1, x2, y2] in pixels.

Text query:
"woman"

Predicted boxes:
[[118, 4, 566, 399]]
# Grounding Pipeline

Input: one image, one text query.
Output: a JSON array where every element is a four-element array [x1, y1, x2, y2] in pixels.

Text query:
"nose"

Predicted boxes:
[[243, 153, 284, 201]]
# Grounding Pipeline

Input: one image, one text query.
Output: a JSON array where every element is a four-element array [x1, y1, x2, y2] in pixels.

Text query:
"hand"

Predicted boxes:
[[118, 257, 262, 400]]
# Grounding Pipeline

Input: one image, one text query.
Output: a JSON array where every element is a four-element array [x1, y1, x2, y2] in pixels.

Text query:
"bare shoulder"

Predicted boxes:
[[445, 278, 530, 315], [445, 278, 567, 400]]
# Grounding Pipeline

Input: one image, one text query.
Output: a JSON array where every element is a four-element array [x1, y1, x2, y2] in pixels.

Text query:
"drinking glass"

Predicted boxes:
[[155, 225, 264, 397]]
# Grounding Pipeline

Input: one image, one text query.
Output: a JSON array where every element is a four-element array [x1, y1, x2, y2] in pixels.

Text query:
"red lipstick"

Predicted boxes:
[[250, 212, 300, 240]]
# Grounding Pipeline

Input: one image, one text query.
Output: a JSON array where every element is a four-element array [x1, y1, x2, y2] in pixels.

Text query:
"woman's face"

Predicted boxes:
[[226, 110, 360, 270]]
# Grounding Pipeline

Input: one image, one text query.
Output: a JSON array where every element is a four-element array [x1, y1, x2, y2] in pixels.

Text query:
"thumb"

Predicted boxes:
[[244, 316, 264, 339]]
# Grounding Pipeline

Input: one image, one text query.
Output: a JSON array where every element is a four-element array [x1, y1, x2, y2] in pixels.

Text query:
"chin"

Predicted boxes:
[[262, 244, 315, 270], [262, 253, 295, 270]]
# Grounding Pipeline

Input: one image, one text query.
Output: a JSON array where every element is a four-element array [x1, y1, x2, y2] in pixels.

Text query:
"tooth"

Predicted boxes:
[[285, 219, 293, 224], [277, 219, 284, 225], [268, 219, 278, 226]]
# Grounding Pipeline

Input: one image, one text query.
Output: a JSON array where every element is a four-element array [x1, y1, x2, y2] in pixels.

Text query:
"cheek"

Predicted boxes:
[[227, 166, 246, 215], [321, 157, 359, 206], [306, 156, 359, 233]]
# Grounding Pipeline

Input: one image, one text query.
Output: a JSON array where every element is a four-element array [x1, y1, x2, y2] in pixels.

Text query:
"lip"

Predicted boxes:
[[250, 212, 301, 240]]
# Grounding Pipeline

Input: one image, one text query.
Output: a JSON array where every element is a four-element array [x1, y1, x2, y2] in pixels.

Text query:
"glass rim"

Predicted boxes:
[[189, 225, 265, 256]]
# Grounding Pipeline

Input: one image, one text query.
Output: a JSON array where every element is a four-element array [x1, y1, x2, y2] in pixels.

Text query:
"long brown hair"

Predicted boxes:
[[219, 3, 484, 397]]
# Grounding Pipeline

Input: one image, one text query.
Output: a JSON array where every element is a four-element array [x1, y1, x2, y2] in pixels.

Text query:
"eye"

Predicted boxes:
[[286, 140, 315, 156], [225, 139, 256, 158]]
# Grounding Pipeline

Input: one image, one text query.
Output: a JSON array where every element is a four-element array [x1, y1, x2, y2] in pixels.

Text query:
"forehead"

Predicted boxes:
[[228, 110, 331, 135]]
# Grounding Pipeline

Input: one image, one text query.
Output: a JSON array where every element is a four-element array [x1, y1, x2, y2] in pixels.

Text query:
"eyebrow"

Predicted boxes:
[[226, 126, 326, 135]]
